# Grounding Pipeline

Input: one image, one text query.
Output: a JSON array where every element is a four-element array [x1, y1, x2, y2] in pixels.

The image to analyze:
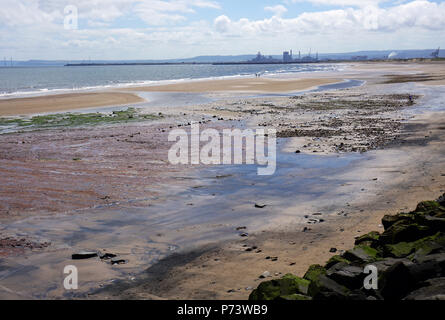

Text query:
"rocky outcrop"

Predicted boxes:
[[250, 194, 445, 300]]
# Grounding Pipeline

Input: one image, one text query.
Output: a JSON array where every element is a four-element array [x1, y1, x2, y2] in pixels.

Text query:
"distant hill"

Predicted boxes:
[[4, 49, 443, 67]]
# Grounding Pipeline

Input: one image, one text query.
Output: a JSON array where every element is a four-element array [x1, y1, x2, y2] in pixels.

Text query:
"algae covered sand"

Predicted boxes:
[[0, 108, 162, 133]]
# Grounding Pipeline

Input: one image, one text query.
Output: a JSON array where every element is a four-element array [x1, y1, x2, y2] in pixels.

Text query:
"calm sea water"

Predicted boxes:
[[0, 64, 338, 97]]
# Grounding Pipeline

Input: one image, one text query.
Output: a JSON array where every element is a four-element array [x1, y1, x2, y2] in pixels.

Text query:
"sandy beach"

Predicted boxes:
[[0, 78, 340, 117], [0, 92, 144, 116], [1, 61, 445, 300], [124, 77, 341, 93]]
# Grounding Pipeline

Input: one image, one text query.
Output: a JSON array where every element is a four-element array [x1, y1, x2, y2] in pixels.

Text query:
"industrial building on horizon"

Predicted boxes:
[[249, 49, 319, 64]]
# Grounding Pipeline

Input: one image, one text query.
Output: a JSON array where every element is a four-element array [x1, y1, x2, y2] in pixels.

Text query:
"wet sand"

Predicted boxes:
[[0, 78, 341, 117], [0, 92, 144, 116], [1, 61, 445, 299], [125, 77, 341, 93]]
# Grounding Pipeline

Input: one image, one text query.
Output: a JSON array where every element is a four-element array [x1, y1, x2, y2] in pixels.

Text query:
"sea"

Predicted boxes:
[[0, 63, 340, 98]]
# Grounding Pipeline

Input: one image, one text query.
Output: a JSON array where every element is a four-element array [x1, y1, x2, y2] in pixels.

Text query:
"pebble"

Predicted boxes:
[[72, 251, 98, 260]]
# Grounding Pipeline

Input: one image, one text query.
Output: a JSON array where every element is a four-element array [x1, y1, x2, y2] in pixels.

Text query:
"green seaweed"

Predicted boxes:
[[0, 108, 162, 132]]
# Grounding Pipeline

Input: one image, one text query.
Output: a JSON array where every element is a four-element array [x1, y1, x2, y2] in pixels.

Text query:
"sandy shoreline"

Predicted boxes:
[[1, 61, 445, 300], [124, 77, 340, 93], [0, 77, 341, 117], [0, 92, 144, 117]]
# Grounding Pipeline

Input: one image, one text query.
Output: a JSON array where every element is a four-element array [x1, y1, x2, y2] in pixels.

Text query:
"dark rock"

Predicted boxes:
[[100, 253, 117, 260], [110, 258, 128, 265], [379, 261, 416, 300], [303, 265, 327, 283], [325, 255, 351, 269], [330, 248, 338, 253], [249, 274, 310, 300], [379, 221, 432, 245], [381, 214, 409, 230], [404, 277, 445, 300], [308, 274, 350, 300], [72, 251, 98, 260], [416, 200, 440, 213], [342, 245, 380, 264], [326, 263, 365, 289], [255, 204, 267, 209], [259, 271, 271, 279], [424, 214, 445, 231], [354, 231, 380, 247], [275, 294, 312, 301], [407, 253, 445, 282], [383, 232, 445, 259], [437, 194, 445, 206]]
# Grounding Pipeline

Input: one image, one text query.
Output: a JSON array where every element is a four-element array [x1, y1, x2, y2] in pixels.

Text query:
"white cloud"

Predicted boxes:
[[214, 0, 445, 35], [265, 5, 288, 17], [286, 0, 388, 7], [0, 0, 221, 27], [0, 0, 444, 60]]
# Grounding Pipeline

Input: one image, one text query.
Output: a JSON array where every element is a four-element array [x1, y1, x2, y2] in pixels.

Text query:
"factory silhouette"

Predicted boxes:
[[250, 50, 319, 63]]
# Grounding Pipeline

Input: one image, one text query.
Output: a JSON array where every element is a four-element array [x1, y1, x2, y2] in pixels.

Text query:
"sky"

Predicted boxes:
[[0, 0, 444, 60]]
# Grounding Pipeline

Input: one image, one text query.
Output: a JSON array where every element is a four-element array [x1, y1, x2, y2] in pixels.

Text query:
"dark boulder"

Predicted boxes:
[[404, 277, 445, 300], [379, 261, 416, 300], [249, 274, 310, 300], [354, 231, 380, 247], [303, 264, 327, 282], [379, 221, 432, 245], [325, 255, 351, 269], [326, 262, 365, 289], [342, 245, 380, 264], [437, 194, 445, 207], [308, 274, 350, 300], [383, 232, 445, 259], [407, 253, 445, 282]]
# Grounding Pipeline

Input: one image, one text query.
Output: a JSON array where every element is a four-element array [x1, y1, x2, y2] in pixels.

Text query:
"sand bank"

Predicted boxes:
[[0, 92, 144, 117], [125, 77, 341, 93]]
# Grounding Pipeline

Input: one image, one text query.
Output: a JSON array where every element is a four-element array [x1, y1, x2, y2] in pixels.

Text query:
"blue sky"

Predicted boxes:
[[0, 0, 444, 60]]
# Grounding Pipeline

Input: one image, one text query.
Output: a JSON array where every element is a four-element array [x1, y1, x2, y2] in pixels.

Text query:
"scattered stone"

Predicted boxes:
[[72, 251, 98, 260], [255, 203, 267, 209], [240, 233, 249, 237], [329, 248, 337, 253], [100, 253, 117, 260], [259, 271, 271, 279], [110, 258, 128, 265]]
